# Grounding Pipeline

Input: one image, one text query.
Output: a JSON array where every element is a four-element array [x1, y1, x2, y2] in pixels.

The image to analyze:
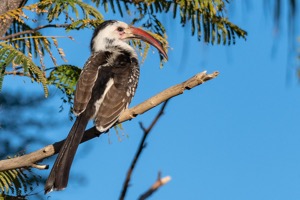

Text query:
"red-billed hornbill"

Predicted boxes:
[[44, 20, 167, 193]]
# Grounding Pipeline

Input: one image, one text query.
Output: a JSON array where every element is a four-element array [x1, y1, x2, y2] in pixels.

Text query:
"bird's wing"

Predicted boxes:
[[94, 61, 139, 132], [73, 51, 109, 116], [94, 82, 131, 132]]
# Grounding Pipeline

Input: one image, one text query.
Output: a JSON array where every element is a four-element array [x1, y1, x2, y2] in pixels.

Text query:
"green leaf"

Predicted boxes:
[[48, 65, 81, 114], [0, 167, 41, 199], [0, 42, 48, 97], [39, 0, 103, 23]]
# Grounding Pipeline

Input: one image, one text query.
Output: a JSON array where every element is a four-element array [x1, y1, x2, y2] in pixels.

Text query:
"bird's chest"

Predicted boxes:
[[104, 53, 139, 86], [111, 63, 139, 93]]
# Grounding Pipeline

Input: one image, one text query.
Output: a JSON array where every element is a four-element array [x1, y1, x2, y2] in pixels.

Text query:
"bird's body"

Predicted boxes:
[[45, 20, 167, 193], [74, 48, 139, 130]]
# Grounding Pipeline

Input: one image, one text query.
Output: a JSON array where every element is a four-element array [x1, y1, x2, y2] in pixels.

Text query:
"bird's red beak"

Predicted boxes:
[[129, 27, 168, 60]]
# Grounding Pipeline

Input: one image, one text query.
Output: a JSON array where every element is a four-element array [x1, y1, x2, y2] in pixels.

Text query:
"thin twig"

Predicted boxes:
[[0, 71, 219, 172], [119, 100, 169, 200], [0, 24, 69, 41], [138, 174, 171, 200], [4, 71, 29, 76]]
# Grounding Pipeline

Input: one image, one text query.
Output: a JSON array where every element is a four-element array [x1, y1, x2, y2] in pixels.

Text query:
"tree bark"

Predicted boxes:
[[0, 0, 27, 37]]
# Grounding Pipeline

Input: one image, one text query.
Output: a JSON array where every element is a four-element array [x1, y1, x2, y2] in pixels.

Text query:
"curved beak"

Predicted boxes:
[[126, 26, 168, 60]]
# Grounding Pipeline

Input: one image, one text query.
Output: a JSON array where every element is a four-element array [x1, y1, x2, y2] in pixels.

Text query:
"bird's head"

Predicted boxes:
[[90, 20, 168, 59]]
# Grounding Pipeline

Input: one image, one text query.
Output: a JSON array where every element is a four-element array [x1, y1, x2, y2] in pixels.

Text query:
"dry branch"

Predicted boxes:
[[0, 24, 70, 41], [0, 71, 219, 172], [119, 100, 169, 200], [139, 175, 171, 200]]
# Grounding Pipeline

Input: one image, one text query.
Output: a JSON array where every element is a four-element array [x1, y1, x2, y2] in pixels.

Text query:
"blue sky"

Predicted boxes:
[[2, 1, 300, 200]]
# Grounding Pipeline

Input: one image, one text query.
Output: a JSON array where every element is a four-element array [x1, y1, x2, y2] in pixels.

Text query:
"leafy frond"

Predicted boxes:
[[6, 22, 50, 65], [47, 65, 81, 115], [1, 0, 104, 36], [39, 0, 104, 28], [48, 65, 81, 97], [0, 42, 48, 97], [76, 1, 104, 20], [5, 21, 74, 69], [93, 0, 247, 45], [67, 19, 103, 30], [0, 3, 43, 24], [0, 0, 105, 99], [0, 167, 40, 199]]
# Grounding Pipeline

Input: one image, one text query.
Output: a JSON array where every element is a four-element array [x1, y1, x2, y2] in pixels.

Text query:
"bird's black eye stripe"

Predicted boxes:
[[117, 27, 124, 32]]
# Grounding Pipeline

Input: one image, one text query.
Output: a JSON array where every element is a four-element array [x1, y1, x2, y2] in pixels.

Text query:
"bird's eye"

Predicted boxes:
[[117, 27, 124, 32]]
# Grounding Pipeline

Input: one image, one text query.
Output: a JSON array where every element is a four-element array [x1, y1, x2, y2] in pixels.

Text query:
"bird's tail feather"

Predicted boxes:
[[44, 114, 89, 193]]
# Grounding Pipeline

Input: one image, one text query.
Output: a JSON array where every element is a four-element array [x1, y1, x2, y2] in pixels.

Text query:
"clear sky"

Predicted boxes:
[[3, 1, 300, 200]]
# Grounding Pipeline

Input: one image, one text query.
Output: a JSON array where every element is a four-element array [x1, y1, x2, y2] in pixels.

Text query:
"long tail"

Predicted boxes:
[[44, 114, 90, 193]]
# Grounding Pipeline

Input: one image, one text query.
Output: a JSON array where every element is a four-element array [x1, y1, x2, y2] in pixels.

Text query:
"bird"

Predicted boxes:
[[44, 20, 168, 193]]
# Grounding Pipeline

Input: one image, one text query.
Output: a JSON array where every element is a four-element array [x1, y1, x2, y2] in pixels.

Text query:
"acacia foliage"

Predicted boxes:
[[0, 0, 246, 99]]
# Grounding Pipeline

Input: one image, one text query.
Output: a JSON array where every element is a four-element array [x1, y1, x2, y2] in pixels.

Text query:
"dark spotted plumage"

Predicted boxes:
[[75, 48, 139, 131]]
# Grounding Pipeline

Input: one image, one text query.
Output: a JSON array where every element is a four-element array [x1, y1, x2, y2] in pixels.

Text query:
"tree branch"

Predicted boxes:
[[4, 71, 30, 77], [0, 71, 219, 172], [0, 24, 70, 41], [118, 71, 219, 122], [119, 100, 169, 200], [138, 173, 171, 200]]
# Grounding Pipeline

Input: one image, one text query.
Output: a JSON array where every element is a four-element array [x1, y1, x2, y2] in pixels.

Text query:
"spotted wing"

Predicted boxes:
[[73, 51, 109, 116], [94, 56, 139, 132]]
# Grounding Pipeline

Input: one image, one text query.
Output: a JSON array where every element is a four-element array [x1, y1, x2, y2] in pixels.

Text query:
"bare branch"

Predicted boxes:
[[0, 128, 102, 172], [0, 71, 219, 172], [139, 174, 171, 200], [119, 100, 169, 200], [0, 24, 70, 41], [4, 71, 30, 77], [118, 71, 219, 122]]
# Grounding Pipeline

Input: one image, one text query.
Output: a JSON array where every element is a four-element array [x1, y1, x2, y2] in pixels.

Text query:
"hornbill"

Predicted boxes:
[[44, 20, 168, 193]]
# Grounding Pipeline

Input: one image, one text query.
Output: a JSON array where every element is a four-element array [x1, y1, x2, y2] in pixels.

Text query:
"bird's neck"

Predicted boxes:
[[93, 38, 137, 58]]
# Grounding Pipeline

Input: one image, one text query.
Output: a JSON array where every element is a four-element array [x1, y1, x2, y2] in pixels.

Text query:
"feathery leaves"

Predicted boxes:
[[93, 0, 247, 45], [0, 167, 41, 199], [39, 0, 104, 30], [0, 42, 48, 97], [47, 64, 81, 114], [0, 0, 247, 100]]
